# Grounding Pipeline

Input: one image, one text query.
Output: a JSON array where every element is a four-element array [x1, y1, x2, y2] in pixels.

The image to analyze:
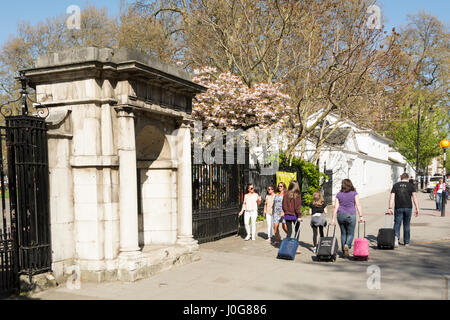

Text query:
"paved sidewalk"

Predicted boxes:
[[31, 190, 450, 300]]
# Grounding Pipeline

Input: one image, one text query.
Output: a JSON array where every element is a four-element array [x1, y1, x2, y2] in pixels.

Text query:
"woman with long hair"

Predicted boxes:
[[263, 185, 275, 242], [273, 182, 288, 244], [239, 184, 262, 241], [309, 191, 328, 254], [331, 179, 364, 258], [282, 181, 302, 253]]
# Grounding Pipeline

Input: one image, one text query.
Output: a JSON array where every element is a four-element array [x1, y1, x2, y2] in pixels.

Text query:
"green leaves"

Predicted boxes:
[[278, 152, 329, 210], [387, 102, 449, 171]]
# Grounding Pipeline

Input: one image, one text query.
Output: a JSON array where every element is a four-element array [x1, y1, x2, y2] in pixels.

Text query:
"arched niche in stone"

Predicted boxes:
[[135, 123, 177, 246], [136, 124, 170, 162]]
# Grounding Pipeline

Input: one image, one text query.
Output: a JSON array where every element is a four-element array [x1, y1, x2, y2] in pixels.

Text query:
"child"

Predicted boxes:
[[310, 191, 328, 254]]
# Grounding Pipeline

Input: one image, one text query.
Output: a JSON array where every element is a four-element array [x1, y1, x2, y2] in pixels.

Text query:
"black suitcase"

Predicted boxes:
[[316, 225, 338, 262], [377, 214, 395, 249]]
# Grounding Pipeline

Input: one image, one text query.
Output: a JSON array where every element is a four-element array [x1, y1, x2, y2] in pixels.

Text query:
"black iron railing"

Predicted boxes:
[[0, 73, 51, 295], [6, 116, 51, 277], [192, 160, 246, 243]]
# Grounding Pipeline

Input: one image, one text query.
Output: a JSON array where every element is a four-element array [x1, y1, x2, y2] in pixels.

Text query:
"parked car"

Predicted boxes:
[[426, 176, 443, 193]]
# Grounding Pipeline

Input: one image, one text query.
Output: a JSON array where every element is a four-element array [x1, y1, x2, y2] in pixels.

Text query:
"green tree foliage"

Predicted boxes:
[[386, 98, 449, 172], [446, 149, 450, 174], [278, 152, 329, 213], [385, 12, 449, 173]]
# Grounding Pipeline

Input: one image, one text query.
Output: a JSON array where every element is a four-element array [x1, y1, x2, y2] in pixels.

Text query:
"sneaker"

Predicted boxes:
[[312, 247, 317, 254], [251, 238, 256, 241], [404, 243, 410, 247], [394, 237, 399, 247], [244, 235, 251, 241], [343, 245, 349, 257]]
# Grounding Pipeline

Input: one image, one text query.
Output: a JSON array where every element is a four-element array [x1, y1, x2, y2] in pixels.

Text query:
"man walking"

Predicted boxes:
[[388, 173, 420, 247]]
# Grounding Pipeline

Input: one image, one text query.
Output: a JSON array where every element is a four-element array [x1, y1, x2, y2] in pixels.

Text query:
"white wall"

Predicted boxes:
[[301, 132, 409, 202], [139, 167, 177, 245], [136, 121, 179, 246]]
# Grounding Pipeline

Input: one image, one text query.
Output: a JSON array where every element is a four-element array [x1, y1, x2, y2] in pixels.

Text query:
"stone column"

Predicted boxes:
[[117, 108, 140, 254], [176, 122, 198, 248]]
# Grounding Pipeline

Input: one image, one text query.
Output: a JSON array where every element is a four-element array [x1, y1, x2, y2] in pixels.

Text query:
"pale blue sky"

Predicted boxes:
[[0, 0, 448, 46]]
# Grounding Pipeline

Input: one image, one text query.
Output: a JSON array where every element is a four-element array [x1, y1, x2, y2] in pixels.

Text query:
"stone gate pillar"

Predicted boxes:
[[176, 122, 198, 248], [117, 108, 140, 254]]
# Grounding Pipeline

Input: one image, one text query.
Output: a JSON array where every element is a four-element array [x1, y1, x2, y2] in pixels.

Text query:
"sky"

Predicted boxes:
[[0, 0, 448, 46]]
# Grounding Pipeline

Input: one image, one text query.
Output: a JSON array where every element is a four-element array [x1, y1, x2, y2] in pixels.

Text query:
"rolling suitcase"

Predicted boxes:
[[353, 221, 369, 260], [377, 214, 395, 249], [277, 220, 302, 260], [316, 225, 338, 262]]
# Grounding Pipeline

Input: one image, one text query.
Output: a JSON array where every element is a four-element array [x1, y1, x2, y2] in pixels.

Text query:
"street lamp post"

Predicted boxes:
[[416, 104, 421, 183], [440, 139, 449, 217]]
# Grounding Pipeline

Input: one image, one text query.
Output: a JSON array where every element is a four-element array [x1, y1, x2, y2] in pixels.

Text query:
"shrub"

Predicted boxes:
[[278, 152, 329, 214]]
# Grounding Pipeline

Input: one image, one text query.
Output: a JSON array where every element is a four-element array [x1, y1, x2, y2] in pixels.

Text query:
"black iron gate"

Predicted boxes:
[[0, 115, 51, 295], [192, 145, 284, 243], [192, 160, 246, 244], [192, 144, 250, 244]]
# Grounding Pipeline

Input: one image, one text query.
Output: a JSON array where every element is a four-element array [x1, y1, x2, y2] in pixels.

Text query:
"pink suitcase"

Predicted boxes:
[[353, 222, 369, 260]]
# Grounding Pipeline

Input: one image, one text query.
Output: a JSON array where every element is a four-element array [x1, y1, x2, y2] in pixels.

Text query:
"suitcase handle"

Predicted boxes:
[[357, 221, 366, 239], [384, 213, 394, 228], [326, 224, 336, 238], [293, 219, 302, 240]]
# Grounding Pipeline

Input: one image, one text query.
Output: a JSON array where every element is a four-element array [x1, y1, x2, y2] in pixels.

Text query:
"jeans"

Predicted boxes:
[[244, 210, 258, 239], [266, 214, 273, 238], [286, 220, 300, 239], [394, 208, 412, 244], [337, 213, 356, 250], [436, 193, 442, 211]]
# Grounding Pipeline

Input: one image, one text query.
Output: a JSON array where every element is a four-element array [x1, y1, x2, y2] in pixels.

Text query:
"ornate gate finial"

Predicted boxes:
[[0, 71, 49, 118]]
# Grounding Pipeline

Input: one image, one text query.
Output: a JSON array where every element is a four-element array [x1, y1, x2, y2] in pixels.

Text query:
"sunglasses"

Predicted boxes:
[[249, 187, 254, 190]]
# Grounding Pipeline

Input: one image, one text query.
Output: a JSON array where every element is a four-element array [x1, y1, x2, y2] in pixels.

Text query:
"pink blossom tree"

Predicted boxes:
[[192, 67, 292, 130]]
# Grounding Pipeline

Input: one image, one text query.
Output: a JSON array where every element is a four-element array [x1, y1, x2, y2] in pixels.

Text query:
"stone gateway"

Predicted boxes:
[[23, 47, 206, 283]]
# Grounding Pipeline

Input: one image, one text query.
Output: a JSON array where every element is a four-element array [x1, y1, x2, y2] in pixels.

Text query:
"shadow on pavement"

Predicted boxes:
[[1, 293, 40, 300], [298, 241, 314, 252], [266, 241, 450, 299], [257, 232, 269, 240]]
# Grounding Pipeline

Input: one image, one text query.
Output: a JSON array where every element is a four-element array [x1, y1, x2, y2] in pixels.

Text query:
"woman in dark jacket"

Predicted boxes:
[[282, 181, 302, 251]]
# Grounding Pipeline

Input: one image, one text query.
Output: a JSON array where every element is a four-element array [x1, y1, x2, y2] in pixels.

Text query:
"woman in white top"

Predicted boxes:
[[239, 184, 262, 241]]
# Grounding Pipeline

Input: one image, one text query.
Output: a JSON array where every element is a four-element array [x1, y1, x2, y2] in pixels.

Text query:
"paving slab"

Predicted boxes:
[[30, 191, 450, 300]]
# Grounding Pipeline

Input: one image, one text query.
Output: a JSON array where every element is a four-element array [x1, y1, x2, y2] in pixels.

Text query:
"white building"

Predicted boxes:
[[298, 113, 414, 201]]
